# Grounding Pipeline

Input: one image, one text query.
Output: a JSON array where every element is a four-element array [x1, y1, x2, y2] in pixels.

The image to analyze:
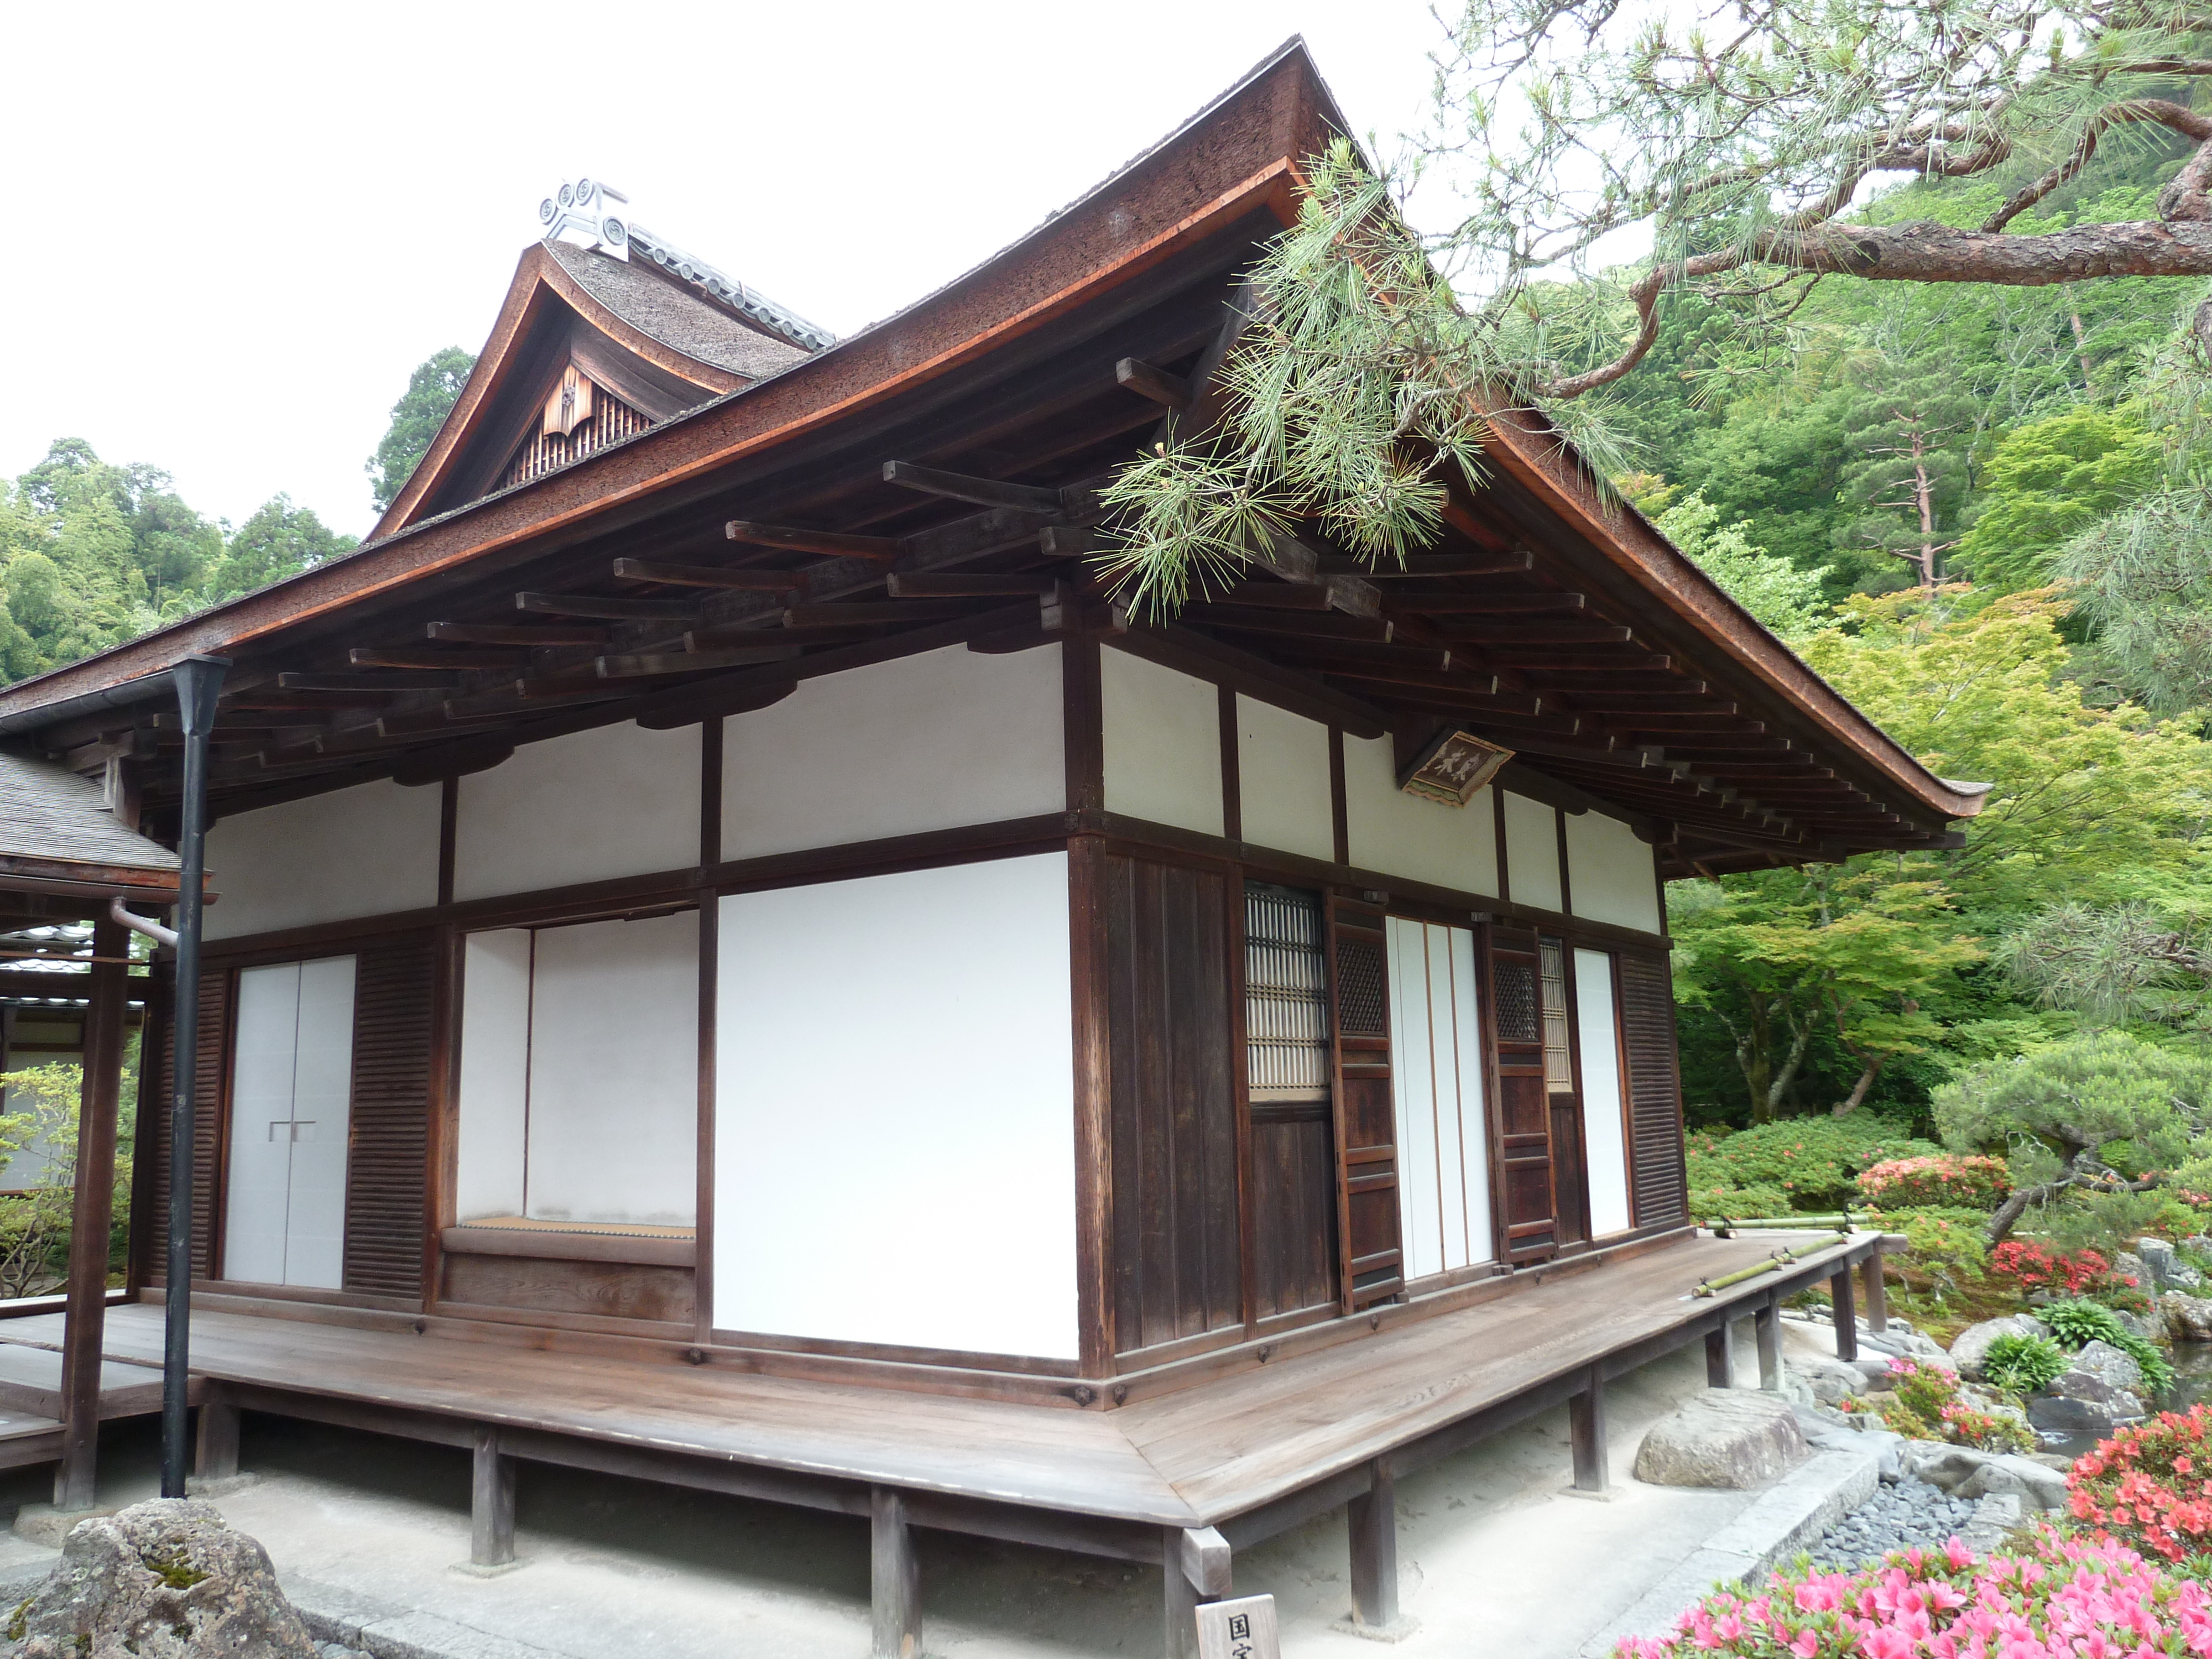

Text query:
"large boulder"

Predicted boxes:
[[6, 1498, 317, 1659], [2028, 1392, 2135, 1439], [1787, 1354, 1870, 1406], [2069, 1338, 2145, 1395], [1633, 1391, 1809, 1489], [1903, 1445, 2070, 1512], [2138, 1238, 2178, 1286], [1948, 1316, 2050, 1380], [2165, 1292, 2212, 1343]]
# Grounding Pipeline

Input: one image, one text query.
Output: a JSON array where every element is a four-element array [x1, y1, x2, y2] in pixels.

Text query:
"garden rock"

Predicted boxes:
[[2111, 1308, 2167, 1344], [2069, 1339, 2145, 1395], [1632, 1390, 1809, 1489], [1949, 1316, 2050, 1379], [2163, 1292, 2212, 1343], [2047, 1368, 2147, 1419], [2117, 1251, 2150, 1290], [1903, 1446, 2069, 1511], [8, 1497, 318, 1659], [2027, 1391, 2137, 1439], [2139, 1238, 2177, 1286], [1788, 1354, 1870, 1406]]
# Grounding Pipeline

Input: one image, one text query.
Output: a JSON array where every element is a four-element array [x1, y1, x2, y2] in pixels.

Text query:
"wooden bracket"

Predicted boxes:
[[1179, 1525, 1232, 1595]]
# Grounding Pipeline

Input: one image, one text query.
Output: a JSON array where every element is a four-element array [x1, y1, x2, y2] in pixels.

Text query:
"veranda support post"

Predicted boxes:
[[55, 915, 128, 1510]]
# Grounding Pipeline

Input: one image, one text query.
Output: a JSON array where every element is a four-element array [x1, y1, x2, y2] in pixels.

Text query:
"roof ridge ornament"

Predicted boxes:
[[539, 178, 630, 261]]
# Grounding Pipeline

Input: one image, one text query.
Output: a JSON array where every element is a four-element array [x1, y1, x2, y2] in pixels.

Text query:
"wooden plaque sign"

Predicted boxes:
[[1196, 1594, 1280, 1659], [1397, 727, 1513, 806]]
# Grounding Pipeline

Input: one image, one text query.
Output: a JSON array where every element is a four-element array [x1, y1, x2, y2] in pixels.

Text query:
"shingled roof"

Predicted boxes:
[[0, 751, 182, 900], [542, 242, 816, 380]]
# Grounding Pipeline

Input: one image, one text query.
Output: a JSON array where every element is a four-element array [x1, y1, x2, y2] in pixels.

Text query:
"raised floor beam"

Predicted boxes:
[[1569, 1364, 1608, 1493], [1347, 1459, 1399, 1630], [194, 1390, 239, 1482], [471, 1425, 515, 1568], [872, 1486, 922, 1659]]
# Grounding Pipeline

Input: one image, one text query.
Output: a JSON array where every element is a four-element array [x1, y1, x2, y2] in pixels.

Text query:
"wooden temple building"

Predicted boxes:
[[0, 40, 1984, 1657]]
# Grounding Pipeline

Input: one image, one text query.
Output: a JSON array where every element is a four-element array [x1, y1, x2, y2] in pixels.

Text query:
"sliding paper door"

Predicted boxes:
[[1385, 917, 1494, 1279], [1573, 948, 1634, 1238], [223, 957, 357, 1288]]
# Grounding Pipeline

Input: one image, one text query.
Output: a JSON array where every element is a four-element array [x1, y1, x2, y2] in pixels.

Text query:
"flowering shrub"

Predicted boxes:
[[1837, 1357, 2037, 1453], [1857, 1154, 2010, 1210], [1690, 1180, 1796, 1222], [2069, 1405, 2212, 1563], [1686, 1119, 1943, 1213], [1992, 1239, 2137, 1298], [1615, 1532, 2212, 1658]]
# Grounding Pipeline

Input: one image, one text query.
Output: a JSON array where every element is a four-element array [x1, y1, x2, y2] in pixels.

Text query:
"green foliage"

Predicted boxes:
[[2041, 1298, 2176, 1394], [1687, 1180, 1796, 1221], [202, 495, 356, 604], [1652, 491, 1833, 641], [1982, 1332, 2069, 1394], [1841, 1357, 2036, 1451], [1892, 1208, 1989, 1300], [1686, 1118, 1940, 1211], [367, 347, 475, 514], [1957, 409, 2161, 591]]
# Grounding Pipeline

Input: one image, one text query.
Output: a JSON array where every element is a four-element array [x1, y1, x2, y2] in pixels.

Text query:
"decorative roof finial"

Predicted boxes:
[[539, 178, 630, 262]]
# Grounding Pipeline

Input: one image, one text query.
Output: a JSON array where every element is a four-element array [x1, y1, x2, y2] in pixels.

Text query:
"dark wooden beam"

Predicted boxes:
[[1446, 622, 1634, 646], [1262, 640, 1457, 672], [515, 592, 701, 623], [1115, 357, 1193, 410], [1215, 583, 1333, 612], [596, 646, 805, 679], [278, 672, 465, 692], [784, 602, 984, 628], [881, 460, 1061, 514], [222, 689, 395, 709], [1178, 604, 1392, 643], [725, 520, 899, 561], [1362, 552, 1535, 579], [427, 622, 611, 647], [1480, 651, 1671, 672], [612, 559, 807, 593], [351, 648, 526, 671], [885, 572, 1059, 599], [1407, 593, 1585, 615]]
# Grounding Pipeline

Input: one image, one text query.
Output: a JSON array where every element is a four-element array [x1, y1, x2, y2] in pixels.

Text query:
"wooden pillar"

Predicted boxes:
[[1755, 1296, 1782, 1391], [1861, 1244, 1888, 1333], [193, 1388, 239, 1481], [1348, 1459, 1399, 1629], [871, 1487, 921, 1659], [1829, 1266, 1859, 1361], [1704, 1323, 1732, 1388], [1162, 1525, 1201, 1659], [470, 1426, 515, 1568], [55, 917, 128, 1512], [1569, 1364, 1608, 1493]]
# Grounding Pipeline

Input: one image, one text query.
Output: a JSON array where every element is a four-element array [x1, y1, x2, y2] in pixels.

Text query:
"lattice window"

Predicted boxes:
[[501, 380, 654, 490], [1246, 883, 1331, 1102], [1495, 958, 1540, 1044], [1335, 935, 1387, 1037], [1541, 937, 1573, 1094]]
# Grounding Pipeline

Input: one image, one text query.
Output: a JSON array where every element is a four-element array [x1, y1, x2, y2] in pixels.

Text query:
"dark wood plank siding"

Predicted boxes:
[[344, 936, 435, 1297], [1619, 950, 1689, 1228], [1328, 896, 1401, 1308], [142, 968, 228, 1282], [1249, 1112, 1335, 1317], [1489, 927, 1557, 1262], [1105, 854, 1240, 1354]]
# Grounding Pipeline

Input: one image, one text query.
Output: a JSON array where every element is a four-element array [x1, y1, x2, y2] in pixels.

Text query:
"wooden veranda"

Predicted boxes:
[[0, 1226, 1895, 1657]]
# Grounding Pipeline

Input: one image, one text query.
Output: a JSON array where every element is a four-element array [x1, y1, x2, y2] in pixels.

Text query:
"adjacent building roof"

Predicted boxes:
[[0, 39, 1984, 879], [0, 751, 182, 900]]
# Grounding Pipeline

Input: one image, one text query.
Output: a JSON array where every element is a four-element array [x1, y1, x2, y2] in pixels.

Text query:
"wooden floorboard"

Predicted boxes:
[[0, 1232, 1855, 1528]]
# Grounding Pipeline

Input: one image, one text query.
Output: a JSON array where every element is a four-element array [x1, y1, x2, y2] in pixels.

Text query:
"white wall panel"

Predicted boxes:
[[1343, 736, 1498, 896], [454, 720, 700, 902], [1502, 792, 1563, 914], [455, 930, 531, 1223], [525, 912, 698, 1225], [723, 645, 1065, 861], [1387, 918, 1494, 1279], [222, 957, 355, 1288], [1236, 695, 1334, 862], [1566, 811, 1663, 934], [716, 853, 1077, 1359], [1101, 648, 1222, 836], [1575, 949, 1634, 1237], [206, 780, 440, 941]]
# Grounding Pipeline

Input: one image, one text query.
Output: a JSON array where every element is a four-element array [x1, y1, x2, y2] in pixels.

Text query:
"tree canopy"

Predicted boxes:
[[366, 347, 476, 514]]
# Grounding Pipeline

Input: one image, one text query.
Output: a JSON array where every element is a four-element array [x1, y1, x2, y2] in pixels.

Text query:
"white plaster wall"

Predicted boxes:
[[1501, 792, 1563, 914], [1101, 648, 1222, 836], [525, 912, 698, 1225], [206, 780, 441, 941], [455, 931, 532, 1223], [715, 853, 1077, 1359], [454, 721, 701, 902], [1574, 948, 1633, 1238], [1237, 695, 1334, 862], [1566, 810, 1663, 934], [1343, 736, 1499, 897], [723, 644, 1065, 860]]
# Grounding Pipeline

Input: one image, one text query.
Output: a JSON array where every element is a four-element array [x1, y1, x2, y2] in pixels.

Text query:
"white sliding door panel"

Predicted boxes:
[[524, 912, 697, 1225], [282, 957, 357, 1288], [1575, 948, 1633, 1237], [223, 957, 357, 1288], [1386, 917, 1494, 1280], [224, 965, 300, 1286], [455, 931, 531, 1222]]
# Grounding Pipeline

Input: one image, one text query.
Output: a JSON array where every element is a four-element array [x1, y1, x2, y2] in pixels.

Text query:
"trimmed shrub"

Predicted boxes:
[[1615, 1532, 2212, 1658], [2069, 1404, 2212, 1563], [1991, 1239, 2135, 1298], [1686, 1119, 1942, 1213], [1981, 1332, 2068, 1395], [1857, 1153, 2009, 1210], [2042, 1297, 2174, 1394], [1688, 1180, 1795, 1221], [1892, 1211, 1987, 1299]]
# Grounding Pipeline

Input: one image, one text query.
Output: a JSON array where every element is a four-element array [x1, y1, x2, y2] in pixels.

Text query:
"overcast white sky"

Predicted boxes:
[[2, 2, 1450, 540]]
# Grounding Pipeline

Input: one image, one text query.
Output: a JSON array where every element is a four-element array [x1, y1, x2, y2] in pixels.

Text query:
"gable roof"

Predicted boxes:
[[0, 39, 1983, 879], [0, 750, 182, 901]]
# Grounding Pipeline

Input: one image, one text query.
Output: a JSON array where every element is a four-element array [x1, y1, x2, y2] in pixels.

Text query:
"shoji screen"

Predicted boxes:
[[1574, 948, 1634, 1238], [223, 957, 357, 1288], [1385, 917, 1494, 1279]]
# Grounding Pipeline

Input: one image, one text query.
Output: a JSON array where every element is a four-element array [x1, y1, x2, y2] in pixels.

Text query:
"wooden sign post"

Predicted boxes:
[[1196, 1594, 1280, 1659]]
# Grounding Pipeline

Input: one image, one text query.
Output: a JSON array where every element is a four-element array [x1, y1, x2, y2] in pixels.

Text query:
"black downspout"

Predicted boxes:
[[162, 655, 227, 1498]]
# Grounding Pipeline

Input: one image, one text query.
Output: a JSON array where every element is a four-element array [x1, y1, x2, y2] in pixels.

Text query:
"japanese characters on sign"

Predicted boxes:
[[1194, 1593, 1280, 1659]]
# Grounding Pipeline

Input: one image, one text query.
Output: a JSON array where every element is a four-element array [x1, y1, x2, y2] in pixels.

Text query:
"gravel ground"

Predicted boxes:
[[1802, 1479, 1981, 1572]]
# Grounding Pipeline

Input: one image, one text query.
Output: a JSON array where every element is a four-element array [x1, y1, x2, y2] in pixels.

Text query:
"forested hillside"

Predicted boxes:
[[1610, 142, 2212, 1133]]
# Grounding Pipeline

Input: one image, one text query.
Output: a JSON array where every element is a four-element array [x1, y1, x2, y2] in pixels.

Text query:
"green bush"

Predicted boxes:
[[1688, 1181, 1795, 1220], [1983, 1332, 2069, 1394], [1687, 1118, 1944, 1212], [1895, 1209, 1989, 1298], [2042, 1298, 2175, 1394]]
